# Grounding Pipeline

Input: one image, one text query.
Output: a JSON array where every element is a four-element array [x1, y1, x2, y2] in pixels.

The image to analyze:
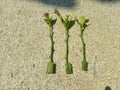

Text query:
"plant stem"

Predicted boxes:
[[65, 29, 69, 64], [79, 27, 86, 63], [49, 25, 54, 62]]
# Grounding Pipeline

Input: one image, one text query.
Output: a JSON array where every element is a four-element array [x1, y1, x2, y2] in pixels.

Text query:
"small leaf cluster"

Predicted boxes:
[[54, 9, 71, 30], [44, 13, 53, 26], [75, 16, 89, 31]]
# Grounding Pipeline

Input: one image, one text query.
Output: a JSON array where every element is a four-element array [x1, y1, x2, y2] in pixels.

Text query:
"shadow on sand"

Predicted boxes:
[[97, 0, 120, 2], [34, 0, 75, 7], [105, 86, 112, 90]]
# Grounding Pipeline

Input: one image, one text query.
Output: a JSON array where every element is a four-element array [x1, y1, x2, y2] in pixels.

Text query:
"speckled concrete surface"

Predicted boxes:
[[0, 0, 120, 90]]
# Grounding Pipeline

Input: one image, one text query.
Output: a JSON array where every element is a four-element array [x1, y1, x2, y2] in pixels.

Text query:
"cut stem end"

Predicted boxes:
[[65, 63, 73, 74], [47, 61, 56, 74], [82, 61, 88, 71]]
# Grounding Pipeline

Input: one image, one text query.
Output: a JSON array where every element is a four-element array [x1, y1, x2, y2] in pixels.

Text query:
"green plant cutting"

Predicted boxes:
[[44, 13, 56, 74], [75, 16, 89, 71], [54, 9, 73, 74]]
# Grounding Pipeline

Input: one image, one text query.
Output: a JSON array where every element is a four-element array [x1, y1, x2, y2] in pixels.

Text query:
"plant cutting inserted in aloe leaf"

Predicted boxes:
[[54, 9, 74, 74], [75, 16, 89, 71], [44, 12, 56, 74]]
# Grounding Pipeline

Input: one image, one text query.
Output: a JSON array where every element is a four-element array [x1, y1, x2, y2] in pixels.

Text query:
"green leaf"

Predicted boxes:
[[74, 16, 81, 25], [54, 9, 60, 17], [44, 18, 53, 26], [64, 15, 71, 29], [81, 16, 89, 26], [44, 13, 49, 18], [44, 18, 50, 25], [54, 9, 64, 24]]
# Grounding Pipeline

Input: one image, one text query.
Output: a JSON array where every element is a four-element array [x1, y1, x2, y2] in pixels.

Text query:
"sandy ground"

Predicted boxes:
[[0, 0, 120, 90]]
